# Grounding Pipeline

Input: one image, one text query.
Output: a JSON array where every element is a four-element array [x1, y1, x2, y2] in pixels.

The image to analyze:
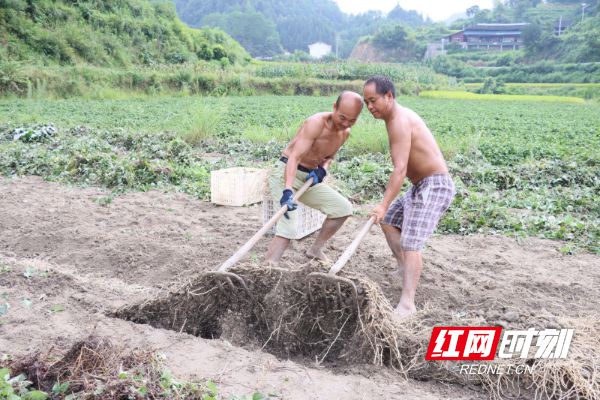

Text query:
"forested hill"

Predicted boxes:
[[174, 0, 427, 57], [0, 0, 250, 66], [175, 0, 344, 56]]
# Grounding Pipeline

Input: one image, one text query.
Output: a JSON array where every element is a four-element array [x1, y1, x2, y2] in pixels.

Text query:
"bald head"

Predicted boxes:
[[331, 90, 363, 130], [335, 91, 364, 110]]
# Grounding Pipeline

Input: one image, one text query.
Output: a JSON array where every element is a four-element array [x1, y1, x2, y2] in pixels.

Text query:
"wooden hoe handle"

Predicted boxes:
[[329, 216, 376, 276], [217, 178, 314, 272]]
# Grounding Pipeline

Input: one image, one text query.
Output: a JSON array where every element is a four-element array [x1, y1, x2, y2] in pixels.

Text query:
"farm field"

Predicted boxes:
[[1, 95, 598, 253], [462, 82, 600, 99], [0, 94, 599, 399]]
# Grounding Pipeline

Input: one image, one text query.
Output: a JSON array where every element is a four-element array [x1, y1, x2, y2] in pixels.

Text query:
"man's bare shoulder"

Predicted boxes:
[[298, 112, 330, 135], [390, 105, 426, 133], [396, 105, 422, 123], [304, 112, 330, 126], [387, 105, 413, 133]]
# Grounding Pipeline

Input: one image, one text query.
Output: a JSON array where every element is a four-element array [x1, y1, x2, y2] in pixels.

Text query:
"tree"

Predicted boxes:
[[466, 5, 480, 18], [492, 3, 511, 22], [506, 0, 542, 20], [202, 10, 283, 56], [521, 23, 542, 51], [373, 24, 408, 49], [387, 4, 425, 27], [472, 9, 493, 23]]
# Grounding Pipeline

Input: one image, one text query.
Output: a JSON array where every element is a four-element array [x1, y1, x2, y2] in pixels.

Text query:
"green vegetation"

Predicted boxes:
[[434, 1, 600, 83], [251, 62, 450, 88], [0, 0, 250, 66], [1, 367, 48, 400], [177, 0, 345, 56], [464, 82, 600, 99], [201, 10, 283, 57], [1, 363, 274, 399], [0, 61, 455, 99], [430, 56, 600, 84], [0, 95, 598, 253], [175, 0, 428, 58], [419, 90, 585, 103]]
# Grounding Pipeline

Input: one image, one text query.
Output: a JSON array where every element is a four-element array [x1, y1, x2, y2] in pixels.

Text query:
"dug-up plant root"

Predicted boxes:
[[476, 317, 600, 400], [6, 336, 208, 399], [115, 261, 458, 376], [115, 261, 413, 368], [115, 262, 600, 400]]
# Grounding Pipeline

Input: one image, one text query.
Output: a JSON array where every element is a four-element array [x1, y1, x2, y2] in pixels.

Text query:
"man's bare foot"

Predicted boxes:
[[391, 302, 416, 322], [306, 248, 331, 263]]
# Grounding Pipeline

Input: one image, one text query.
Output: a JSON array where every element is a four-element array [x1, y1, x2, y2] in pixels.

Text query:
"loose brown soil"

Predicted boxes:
[[1, 176, 598, 399]]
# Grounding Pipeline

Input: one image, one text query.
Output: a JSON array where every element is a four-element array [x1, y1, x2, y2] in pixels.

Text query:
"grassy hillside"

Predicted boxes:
[[0, 0, 250, 67]]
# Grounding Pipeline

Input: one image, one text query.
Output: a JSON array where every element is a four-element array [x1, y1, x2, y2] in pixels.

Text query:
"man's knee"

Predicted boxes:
[[401, 250, 423, 267], [322, 197, 353, 219], [381, 223, 400, 237]]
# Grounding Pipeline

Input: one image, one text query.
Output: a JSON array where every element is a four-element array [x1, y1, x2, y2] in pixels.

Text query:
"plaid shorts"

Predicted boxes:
[[382, 174, 455, 251]]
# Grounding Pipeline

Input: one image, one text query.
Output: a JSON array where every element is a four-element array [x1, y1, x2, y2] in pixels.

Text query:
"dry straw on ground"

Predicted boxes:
[[6, 336, 208, 399], [116, 261, 600, 400]]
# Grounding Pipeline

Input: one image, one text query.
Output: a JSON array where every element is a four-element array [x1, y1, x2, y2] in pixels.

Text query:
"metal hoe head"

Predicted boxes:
[[305, 217, 375, 309], [203, 270, 251, 297]]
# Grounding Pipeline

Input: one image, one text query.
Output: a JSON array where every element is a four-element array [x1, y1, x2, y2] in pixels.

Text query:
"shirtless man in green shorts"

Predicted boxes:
[[265, 91, 363, 265], [363, 76, 455, 320]]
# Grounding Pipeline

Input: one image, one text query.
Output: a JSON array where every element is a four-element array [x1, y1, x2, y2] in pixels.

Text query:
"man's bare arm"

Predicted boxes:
[[284, 119, 323, 189], [383, 119, 411, 208]]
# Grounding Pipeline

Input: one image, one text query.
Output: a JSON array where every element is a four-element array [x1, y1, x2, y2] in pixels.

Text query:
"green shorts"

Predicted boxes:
[[269, 161, 353, 239]]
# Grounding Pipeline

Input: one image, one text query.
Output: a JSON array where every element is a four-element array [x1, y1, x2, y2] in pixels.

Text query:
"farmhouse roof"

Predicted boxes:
[[465, 23, 529, 32]]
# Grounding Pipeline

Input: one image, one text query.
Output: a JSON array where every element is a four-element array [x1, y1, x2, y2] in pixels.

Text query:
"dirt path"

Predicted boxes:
[[1, 176, 598, 399]]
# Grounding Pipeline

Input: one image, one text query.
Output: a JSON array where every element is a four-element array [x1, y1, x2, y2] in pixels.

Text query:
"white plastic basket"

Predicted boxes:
[[210, 167, 268, 206], [262, 196, 326, 239]]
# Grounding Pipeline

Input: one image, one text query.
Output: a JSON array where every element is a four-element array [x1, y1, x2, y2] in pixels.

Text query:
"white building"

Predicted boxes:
[[308, 42, 332, 59]]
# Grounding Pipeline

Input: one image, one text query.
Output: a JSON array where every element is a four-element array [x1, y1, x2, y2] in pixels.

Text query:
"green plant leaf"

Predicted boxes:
[[22, 390, 49, 400], [52, 381, 69, 395], [206, 380, 217, 395], [50, 304, 65, 312], [23, 267, 36, 278]]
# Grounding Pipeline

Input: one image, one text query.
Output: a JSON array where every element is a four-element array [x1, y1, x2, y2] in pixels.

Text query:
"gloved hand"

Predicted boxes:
[[306, 166, 327, 186], [280, 189, 297, 219]]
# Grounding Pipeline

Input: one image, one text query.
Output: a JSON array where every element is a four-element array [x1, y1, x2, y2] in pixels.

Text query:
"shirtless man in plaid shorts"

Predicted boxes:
[[363, 76, 455, 320]]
